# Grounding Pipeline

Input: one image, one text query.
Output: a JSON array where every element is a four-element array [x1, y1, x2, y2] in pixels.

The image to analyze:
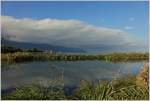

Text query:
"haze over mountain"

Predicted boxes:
[[1, 38, 85, 53], [1, 2, 148, 53]]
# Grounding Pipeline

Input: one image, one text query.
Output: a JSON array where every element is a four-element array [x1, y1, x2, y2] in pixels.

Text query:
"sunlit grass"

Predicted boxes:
[[2, 84, 66, 100], [1, 52, 148, 63], [2, 76, 149, 100], [72, 76, 148, 100]]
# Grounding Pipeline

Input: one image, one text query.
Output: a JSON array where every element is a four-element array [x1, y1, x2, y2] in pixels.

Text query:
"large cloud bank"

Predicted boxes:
[[1, 16, 148, 52]]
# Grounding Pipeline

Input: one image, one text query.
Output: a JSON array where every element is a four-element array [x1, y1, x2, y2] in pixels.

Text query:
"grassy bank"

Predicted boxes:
[[1, 52, 148, 63], [2, 76, 149, 100], [1, 64, 149, 100]]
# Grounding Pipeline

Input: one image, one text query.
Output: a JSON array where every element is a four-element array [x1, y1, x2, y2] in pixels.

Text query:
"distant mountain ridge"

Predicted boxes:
[[1, 39, 86, 53]]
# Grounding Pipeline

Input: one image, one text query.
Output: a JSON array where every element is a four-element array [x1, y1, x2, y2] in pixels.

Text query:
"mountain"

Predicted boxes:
[[1, 39, 86, 53]]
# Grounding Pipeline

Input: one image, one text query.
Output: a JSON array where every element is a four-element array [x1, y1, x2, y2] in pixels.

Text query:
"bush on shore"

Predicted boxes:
[[2, 75, 149, 100], [136, 63, 149, 88], [2, 85, 66, 100]]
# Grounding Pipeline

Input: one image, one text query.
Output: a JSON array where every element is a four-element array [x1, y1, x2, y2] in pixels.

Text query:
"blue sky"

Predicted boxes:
[[1, 1, 149, 53]]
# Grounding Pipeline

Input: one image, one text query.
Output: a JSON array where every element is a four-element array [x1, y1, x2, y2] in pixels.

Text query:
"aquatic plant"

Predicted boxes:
[[1, 52, 149, 63]]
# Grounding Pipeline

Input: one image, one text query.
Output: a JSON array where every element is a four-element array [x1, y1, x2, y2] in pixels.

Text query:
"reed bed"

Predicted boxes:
[[1, 52, 149, 63]]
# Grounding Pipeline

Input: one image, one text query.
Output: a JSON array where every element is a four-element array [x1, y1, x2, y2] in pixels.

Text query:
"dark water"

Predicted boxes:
[[1, 61, 146, 90]]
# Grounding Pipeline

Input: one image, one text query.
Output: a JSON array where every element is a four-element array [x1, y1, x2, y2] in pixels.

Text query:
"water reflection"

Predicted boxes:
[[1, 61, 146, 89]]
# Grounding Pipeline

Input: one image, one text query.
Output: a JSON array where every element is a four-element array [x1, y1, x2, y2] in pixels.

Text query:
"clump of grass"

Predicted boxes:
[[72, 77, 149, 100], [112, 85, 149, 100], [71, 64, 149, 100], [2, 77, 149, 100], [111, 76, 149, 100], [2, 84, 66, 100], [72, 80, 114, 100], [1, 63, 149, 100], [136, 63, 149, 88]]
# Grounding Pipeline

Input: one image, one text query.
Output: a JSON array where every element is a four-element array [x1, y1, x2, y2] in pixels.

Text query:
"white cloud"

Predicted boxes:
[[1, 16, 147, 52]]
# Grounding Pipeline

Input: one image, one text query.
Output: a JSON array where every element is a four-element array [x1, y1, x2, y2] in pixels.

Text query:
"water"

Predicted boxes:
[[1, 61, 146, 90]]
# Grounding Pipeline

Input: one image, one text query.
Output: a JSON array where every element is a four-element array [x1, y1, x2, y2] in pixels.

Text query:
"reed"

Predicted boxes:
[[2, 75, 149, 100], [1, 52, 149, 63]]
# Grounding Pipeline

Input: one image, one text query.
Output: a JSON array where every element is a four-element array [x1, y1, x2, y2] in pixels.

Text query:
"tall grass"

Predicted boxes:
[[104, 52, 149, 62], [2, 84, 66, 100], [1, 52, 149, 63], [2, 76, 149, 100], [2, 65, 66, 100], [72, 76, 149, 100]]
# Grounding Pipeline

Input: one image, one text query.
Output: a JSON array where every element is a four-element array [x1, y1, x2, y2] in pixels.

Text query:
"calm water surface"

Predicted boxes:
[[1, 61, 146, 89]]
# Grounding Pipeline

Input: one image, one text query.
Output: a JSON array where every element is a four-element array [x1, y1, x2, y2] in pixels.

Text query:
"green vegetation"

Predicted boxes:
[[72, 78, 148, 100], [1, 45, 23, 53], [2, 76, 149, 100], [104, 52, 149, 61], [1, 52, 148, 63], [2, 85, 66, 100], [1, 45, 149, 100], [1, 45, 148, 63], [26, 48, 43, 52], [1, 45, 43, 53], [136, 63, 149, 88]]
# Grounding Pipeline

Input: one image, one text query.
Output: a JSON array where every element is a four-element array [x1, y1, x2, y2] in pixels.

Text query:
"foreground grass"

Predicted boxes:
[[2, 85, 66, 100], [2, 76, 149, 100], [2, 64, 149, 100], [72, 78, 148, 100], [1, 52, 148, 63]]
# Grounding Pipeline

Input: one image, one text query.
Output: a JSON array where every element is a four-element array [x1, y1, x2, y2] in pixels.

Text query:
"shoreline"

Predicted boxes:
[[2, 52, 149, 63]]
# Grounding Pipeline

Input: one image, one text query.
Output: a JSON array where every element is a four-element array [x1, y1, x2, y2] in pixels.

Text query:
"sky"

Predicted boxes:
[[1, 1, 149, 53]]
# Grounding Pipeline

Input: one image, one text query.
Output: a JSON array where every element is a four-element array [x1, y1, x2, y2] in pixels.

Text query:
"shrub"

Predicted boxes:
[[2, 85, 66, 100]]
